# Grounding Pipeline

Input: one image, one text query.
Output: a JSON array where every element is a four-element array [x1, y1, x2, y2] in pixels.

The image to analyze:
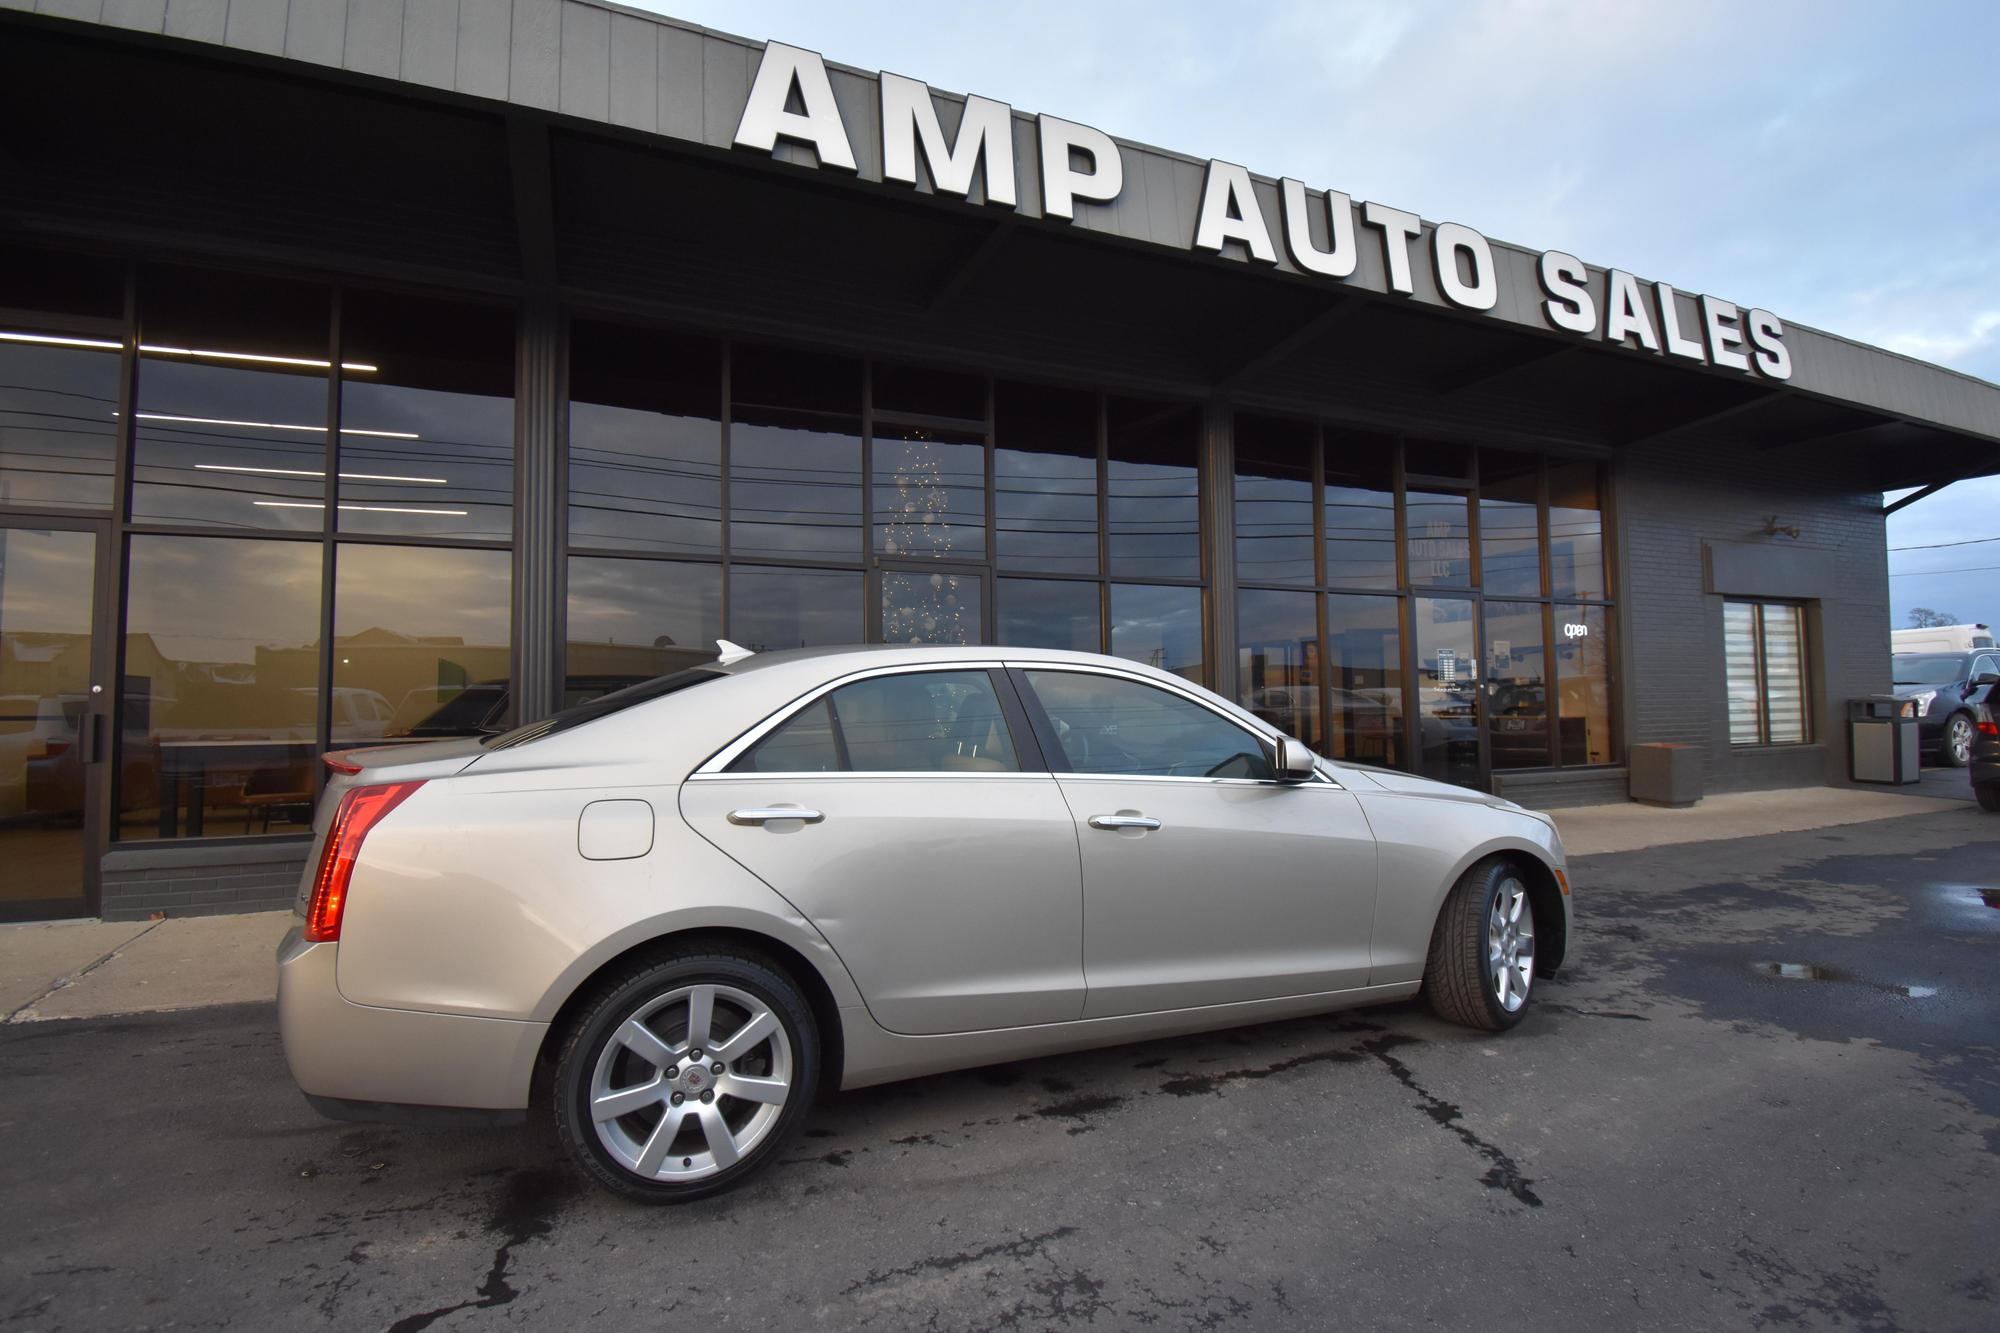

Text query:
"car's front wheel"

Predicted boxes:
[[553, 948, 818, 1203], [1423, 857, 1537, 1031], [1942, 713, 1976, 767]]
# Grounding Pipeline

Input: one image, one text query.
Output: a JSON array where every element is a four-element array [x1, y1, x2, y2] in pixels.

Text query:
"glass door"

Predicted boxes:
[[1412, 595, 1485, 788], [0, 520, 109, 920]]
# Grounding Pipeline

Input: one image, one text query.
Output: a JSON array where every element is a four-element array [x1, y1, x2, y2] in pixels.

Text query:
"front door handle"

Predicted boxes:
[[727, 807, 825, 826], [1087, 814, 1161, 831]]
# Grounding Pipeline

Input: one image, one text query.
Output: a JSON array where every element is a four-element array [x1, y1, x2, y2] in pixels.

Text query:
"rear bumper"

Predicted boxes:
[[276, 927, 547, 1113]]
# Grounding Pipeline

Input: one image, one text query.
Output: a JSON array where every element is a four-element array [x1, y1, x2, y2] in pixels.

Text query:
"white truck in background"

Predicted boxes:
[[1893, 623, 1996, 654]]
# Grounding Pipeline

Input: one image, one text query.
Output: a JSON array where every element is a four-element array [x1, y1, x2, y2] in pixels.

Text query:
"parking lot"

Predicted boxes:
[[3, 805, 1997, 1332]]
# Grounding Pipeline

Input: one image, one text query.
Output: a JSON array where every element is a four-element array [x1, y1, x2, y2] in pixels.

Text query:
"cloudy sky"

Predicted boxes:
[[640, 0, 2000, 629]]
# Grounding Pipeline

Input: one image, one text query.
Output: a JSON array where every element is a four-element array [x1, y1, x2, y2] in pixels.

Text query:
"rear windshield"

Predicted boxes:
[[1893, 654, 1971, 685], [482, 668, 725, 750]]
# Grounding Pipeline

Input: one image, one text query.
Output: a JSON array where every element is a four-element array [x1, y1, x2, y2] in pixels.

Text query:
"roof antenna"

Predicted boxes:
[[715, 639, 756, 665]]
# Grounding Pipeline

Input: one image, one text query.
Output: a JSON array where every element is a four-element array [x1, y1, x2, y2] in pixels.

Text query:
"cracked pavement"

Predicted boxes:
[[2, 809, 1997, 1330]]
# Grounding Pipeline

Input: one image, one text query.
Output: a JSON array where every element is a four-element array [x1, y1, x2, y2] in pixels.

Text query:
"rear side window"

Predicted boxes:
[[729, 670, 1019, 774], [1024, 670, 1273, 780]]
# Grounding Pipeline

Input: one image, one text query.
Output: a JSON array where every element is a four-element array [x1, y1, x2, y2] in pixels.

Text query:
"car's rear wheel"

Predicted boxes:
[[553, 949, 818, 1203], [1423, 857, 1537, 1031], [1976, 784, 2000, 813], [1943, 713, 1975, 767]]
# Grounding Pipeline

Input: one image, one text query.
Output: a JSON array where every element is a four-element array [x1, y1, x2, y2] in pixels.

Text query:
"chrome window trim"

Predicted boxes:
[[693, 660, 1014, 776]]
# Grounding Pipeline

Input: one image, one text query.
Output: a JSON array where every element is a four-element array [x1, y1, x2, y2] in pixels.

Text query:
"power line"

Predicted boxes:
[[1888, 535, 2000, 552], [1889, 565, 2000, 576]]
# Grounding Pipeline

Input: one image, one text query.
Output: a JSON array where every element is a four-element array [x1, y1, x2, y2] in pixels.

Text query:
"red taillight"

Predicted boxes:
[[304, 780, 423, 943], [1981, 721, 1998, 737], [41, 740, 70, 758], [323, 753, 363, 775]]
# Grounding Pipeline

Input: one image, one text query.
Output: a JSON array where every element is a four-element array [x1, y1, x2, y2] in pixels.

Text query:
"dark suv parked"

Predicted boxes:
[[1893, 650, 2000, 767], [1973, 685, 2000, 812]]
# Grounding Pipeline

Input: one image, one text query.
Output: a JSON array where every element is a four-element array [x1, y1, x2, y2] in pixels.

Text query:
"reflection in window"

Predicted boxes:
[[1323, 436, 1397, 589], [0, 341, 120, 509], [1234, 415, 1315, 586], [568, 322, 721, 555], [1106, 396, 1200, 579], [1548, 462, 1605, 600], [1480, 451, 1541, 597], [995, 382, 1097, 575], [334, 543, 511, 741], [1110, 584, 1203, 683], [1027, 670, 1271, 780], [873, 425, 985, 560], [732, 699, 841, 773], [731, 346, 863, 562], [130, 266, 331, 530], [339, 291, 514, 541], [831, 671, 1017, 772], [1485, 601, 1548, 770], [120, 536, 324, 839], [1237, 587, 1322, 750], [565, 556, 722, 686], [0, 529, 98, 897], [996, 578, 1098, 652], [1325, 593, 1404, 769], [1556, 605, 1613, 765], [882, 570, 982, 645], [1405, 488, 1472, 586], [1414, 596, 1480, 786], [731, 565, 861, 651]]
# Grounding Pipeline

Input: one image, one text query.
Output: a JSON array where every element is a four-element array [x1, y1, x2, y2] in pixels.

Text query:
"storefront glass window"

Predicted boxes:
[[120, 535, 323, 839], [1106, 397, 1200, 580], [730, 346, 862, 562], [333, 543, 512, 741], [1484, 601, 1548, 770], [1406, 489, 1473, 587], [1111, 583, 1203, 683], [996, 578, 1098, 652], [873, 425, 986, 560], [1236, 587, 1321, 749], [565, 555, 722, 686], [338, 291, 514, 542], [882, 569, 982, 645], [1323, 437, 1398, 590], [1414, 596, 1481, 786], [1325, 593, 1404, 768], [1479, 450, 1541, 597], [1234, 415, 1316, 585], [567, 321, 722, 555], [994, 382, 1097, 575], [1555, 604, 1614, 765], [130, 266, 331, 530], [731, 564, 862, 651], [1548, 461, 1605, 600], [0, 341, 120, 509]]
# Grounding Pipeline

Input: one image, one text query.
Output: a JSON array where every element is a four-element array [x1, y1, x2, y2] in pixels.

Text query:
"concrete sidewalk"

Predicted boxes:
[[0, 785, 1979, 1024]]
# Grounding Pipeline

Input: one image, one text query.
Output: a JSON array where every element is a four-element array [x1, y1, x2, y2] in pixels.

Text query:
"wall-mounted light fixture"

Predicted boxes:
[[1762, 515, 1802, 540]]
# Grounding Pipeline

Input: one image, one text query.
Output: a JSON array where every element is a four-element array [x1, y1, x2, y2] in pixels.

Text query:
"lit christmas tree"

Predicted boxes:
[[879, 430, 971, 645]]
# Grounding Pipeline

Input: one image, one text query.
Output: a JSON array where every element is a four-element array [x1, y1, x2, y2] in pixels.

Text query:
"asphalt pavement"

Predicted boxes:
[[3, 808, 1997, 1331]]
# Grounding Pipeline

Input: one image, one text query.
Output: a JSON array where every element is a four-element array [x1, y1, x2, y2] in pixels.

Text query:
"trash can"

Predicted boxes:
[[1849, 696, 1919, 784]]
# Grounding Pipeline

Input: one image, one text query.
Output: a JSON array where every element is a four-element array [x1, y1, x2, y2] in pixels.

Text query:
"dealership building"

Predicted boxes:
[[2, 1, 1998, 922]]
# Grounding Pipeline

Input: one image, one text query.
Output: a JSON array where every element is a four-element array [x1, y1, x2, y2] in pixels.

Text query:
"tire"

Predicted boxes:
[[1977, 785, 2000, 813], [552, 948, 819, 1203], [1422, 857, 1538, 1032], [1942, 714, 1975, 768]]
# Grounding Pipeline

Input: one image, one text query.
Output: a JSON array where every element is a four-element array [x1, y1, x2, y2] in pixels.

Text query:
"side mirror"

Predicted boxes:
[[1973, 674, 2000, 688], [1274, 735, 1316, 783]]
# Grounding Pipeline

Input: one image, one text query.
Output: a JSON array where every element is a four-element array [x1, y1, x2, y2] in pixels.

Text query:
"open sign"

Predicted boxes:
[[1563, 622, 1590, 639]]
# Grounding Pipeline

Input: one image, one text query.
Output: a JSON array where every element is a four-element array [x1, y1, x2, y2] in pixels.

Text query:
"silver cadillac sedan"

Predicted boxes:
[[278, 644, 1571, 1202]]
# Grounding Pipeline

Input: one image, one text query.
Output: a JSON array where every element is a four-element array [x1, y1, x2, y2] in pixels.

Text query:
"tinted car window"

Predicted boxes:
[[1894, 654, 1973, 685], [1974, 655, 1999, 679], [1025, 670, 1273, 780], [732, 671, 1019, 774]]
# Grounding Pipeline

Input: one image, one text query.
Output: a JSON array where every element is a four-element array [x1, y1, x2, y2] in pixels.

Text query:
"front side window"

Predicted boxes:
[[1725, 601, 1810, 745], [1026, 670, 1272, 780], [731, 670, 1019, 774]]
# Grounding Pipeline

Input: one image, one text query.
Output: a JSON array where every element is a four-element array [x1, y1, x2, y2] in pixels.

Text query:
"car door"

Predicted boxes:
[[679, 665, 1084, 1036], [1015, 665, 1380, 1020]]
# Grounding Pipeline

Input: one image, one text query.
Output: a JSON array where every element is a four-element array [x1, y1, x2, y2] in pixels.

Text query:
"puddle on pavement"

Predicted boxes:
[[1752, 962, 1938, 998]]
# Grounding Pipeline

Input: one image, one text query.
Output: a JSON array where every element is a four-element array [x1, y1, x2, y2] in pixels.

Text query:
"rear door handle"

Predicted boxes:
[[728, 807, 825, 826], [1087, 814, 1161, 831]]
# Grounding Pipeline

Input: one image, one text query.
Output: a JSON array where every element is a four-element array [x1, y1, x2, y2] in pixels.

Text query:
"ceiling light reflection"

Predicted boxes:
[[140, 344, 378, 373], [132, 412, 417, 439], [253, 501, 470, 516], [195, 464, 448, 485], [0, 330, 124, 351]]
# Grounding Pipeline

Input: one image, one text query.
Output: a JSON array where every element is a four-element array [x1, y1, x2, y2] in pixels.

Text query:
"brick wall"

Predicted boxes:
[[100, 840, 312, 921]]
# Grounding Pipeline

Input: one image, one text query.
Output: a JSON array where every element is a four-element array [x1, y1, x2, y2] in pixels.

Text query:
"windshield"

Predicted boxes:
[[482, 668, 727, 749], [1893, 654, 1971, 685]]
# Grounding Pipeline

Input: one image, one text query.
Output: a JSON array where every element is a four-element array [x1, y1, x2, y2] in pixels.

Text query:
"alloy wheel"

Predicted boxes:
[[1949, 715, 1974, 765], [1487, 877, 1536, 1012], [588, 983, 793, 1183]]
